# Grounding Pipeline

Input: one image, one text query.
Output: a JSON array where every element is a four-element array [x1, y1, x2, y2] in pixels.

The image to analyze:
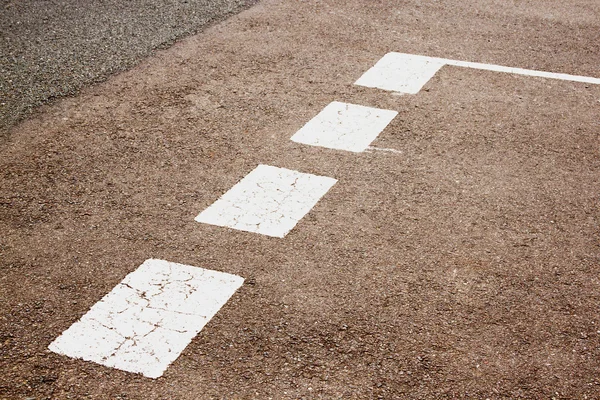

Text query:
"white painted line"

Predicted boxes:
[[355, 53, 445, 94], [355, 52, 600, 94], [49, 259, 244, 379], [290, 101, 398, 152], [366, 145, 403, 154], [195, 165, 337, 238], [445, 58, 600, 84]]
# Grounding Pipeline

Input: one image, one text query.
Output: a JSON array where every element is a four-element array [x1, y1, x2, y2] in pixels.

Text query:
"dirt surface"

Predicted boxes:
[[1, 0, 600, 398], [0, 0, 258, 142]]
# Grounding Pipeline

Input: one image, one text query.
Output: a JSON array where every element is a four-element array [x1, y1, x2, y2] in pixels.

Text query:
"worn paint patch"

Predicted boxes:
[[355, 53, 445, 94], [195, 165, 337, 238], [356, 52, 600, 94], [290, 102, 398, 152], [48, 259, 244, 379], [366, 145, 403, 154]]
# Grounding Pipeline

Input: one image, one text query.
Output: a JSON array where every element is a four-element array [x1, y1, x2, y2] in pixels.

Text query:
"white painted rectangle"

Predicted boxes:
[[290, 101, 398, 152], [49, 259, 244, 379], [195, 165, 337, 238], [355, 52, 445, 94]]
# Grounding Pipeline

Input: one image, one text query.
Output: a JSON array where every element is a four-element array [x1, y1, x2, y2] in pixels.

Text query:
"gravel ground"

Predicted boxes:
[[0, 0, 257, 142]]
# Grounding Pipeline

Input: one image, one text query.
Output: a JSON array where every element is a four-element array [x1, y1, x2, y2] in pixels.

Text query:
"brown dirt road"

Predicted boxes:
[[1, 0, 599, 398]]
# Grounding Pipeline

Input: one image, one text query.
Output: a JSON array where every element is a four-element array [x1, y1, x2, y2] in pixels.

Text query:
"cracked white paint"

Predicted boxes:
[[48, 259, 244, 378], [356, 52, 600, 94], [290, 102, 398, 153], [195, 165, 337, 238], [355, 53, 445, 94]]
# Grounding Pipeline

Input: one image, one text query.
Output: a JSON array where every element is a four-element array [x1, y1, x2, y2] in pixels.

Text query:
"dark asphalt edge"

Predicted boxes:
[[0, 0, 259, 146]]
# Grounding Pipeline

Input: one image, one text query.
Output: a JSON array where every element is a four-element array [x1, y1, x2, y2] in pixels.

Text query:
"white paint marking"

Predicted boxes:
[[366, 145, 403, 154], [49, 259, 244, 379], [356, 52, 600, 94], [355, 53, 445, 94], [290, 101, 398, 152], [445, 58, 600, 84], [195, 165, 337, 238]]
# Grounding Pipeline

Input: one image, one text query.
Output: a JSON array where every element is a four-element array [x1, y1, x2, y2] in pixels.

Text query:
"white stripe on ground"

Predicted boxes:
[[195, 165, 337, 238], [444, 58, 600, 84], [355, 52, 600, 94], [290, 101, 398, 152], [366, 146, 403, 154], [48, 259, 244, 379]]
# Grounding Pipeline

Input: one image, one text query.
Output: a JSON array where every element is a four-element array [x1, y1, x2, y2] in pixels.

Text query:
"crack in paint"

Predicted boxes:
[[290, 102, 397, 153], [49, 259, 244, 378], [196, 165, 336, 237]]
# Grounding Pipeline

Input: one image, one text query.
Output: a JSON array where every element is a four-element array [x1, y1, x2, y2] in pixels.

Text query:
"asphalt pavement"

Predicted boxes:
[[1, 0, 600, 398], [0, 0, 257, 141]]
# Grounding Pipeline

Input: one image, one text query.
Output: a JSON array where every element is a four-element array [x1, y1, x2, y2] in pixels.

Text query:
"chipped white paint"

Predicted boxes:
[[366, 145, 403, 154], [355, 53, 445, 94], [356, 52, 600, 94], [195, 165, 337, 238], [290, 102, 398, 152], [49, 259, 244, 379]]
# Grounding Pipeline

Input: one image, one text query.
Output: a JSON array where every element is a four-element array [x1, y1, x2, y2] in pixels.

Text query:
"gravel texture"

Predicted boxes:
[[1, 0, 599, 398], [0, 0, 257, 141]]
